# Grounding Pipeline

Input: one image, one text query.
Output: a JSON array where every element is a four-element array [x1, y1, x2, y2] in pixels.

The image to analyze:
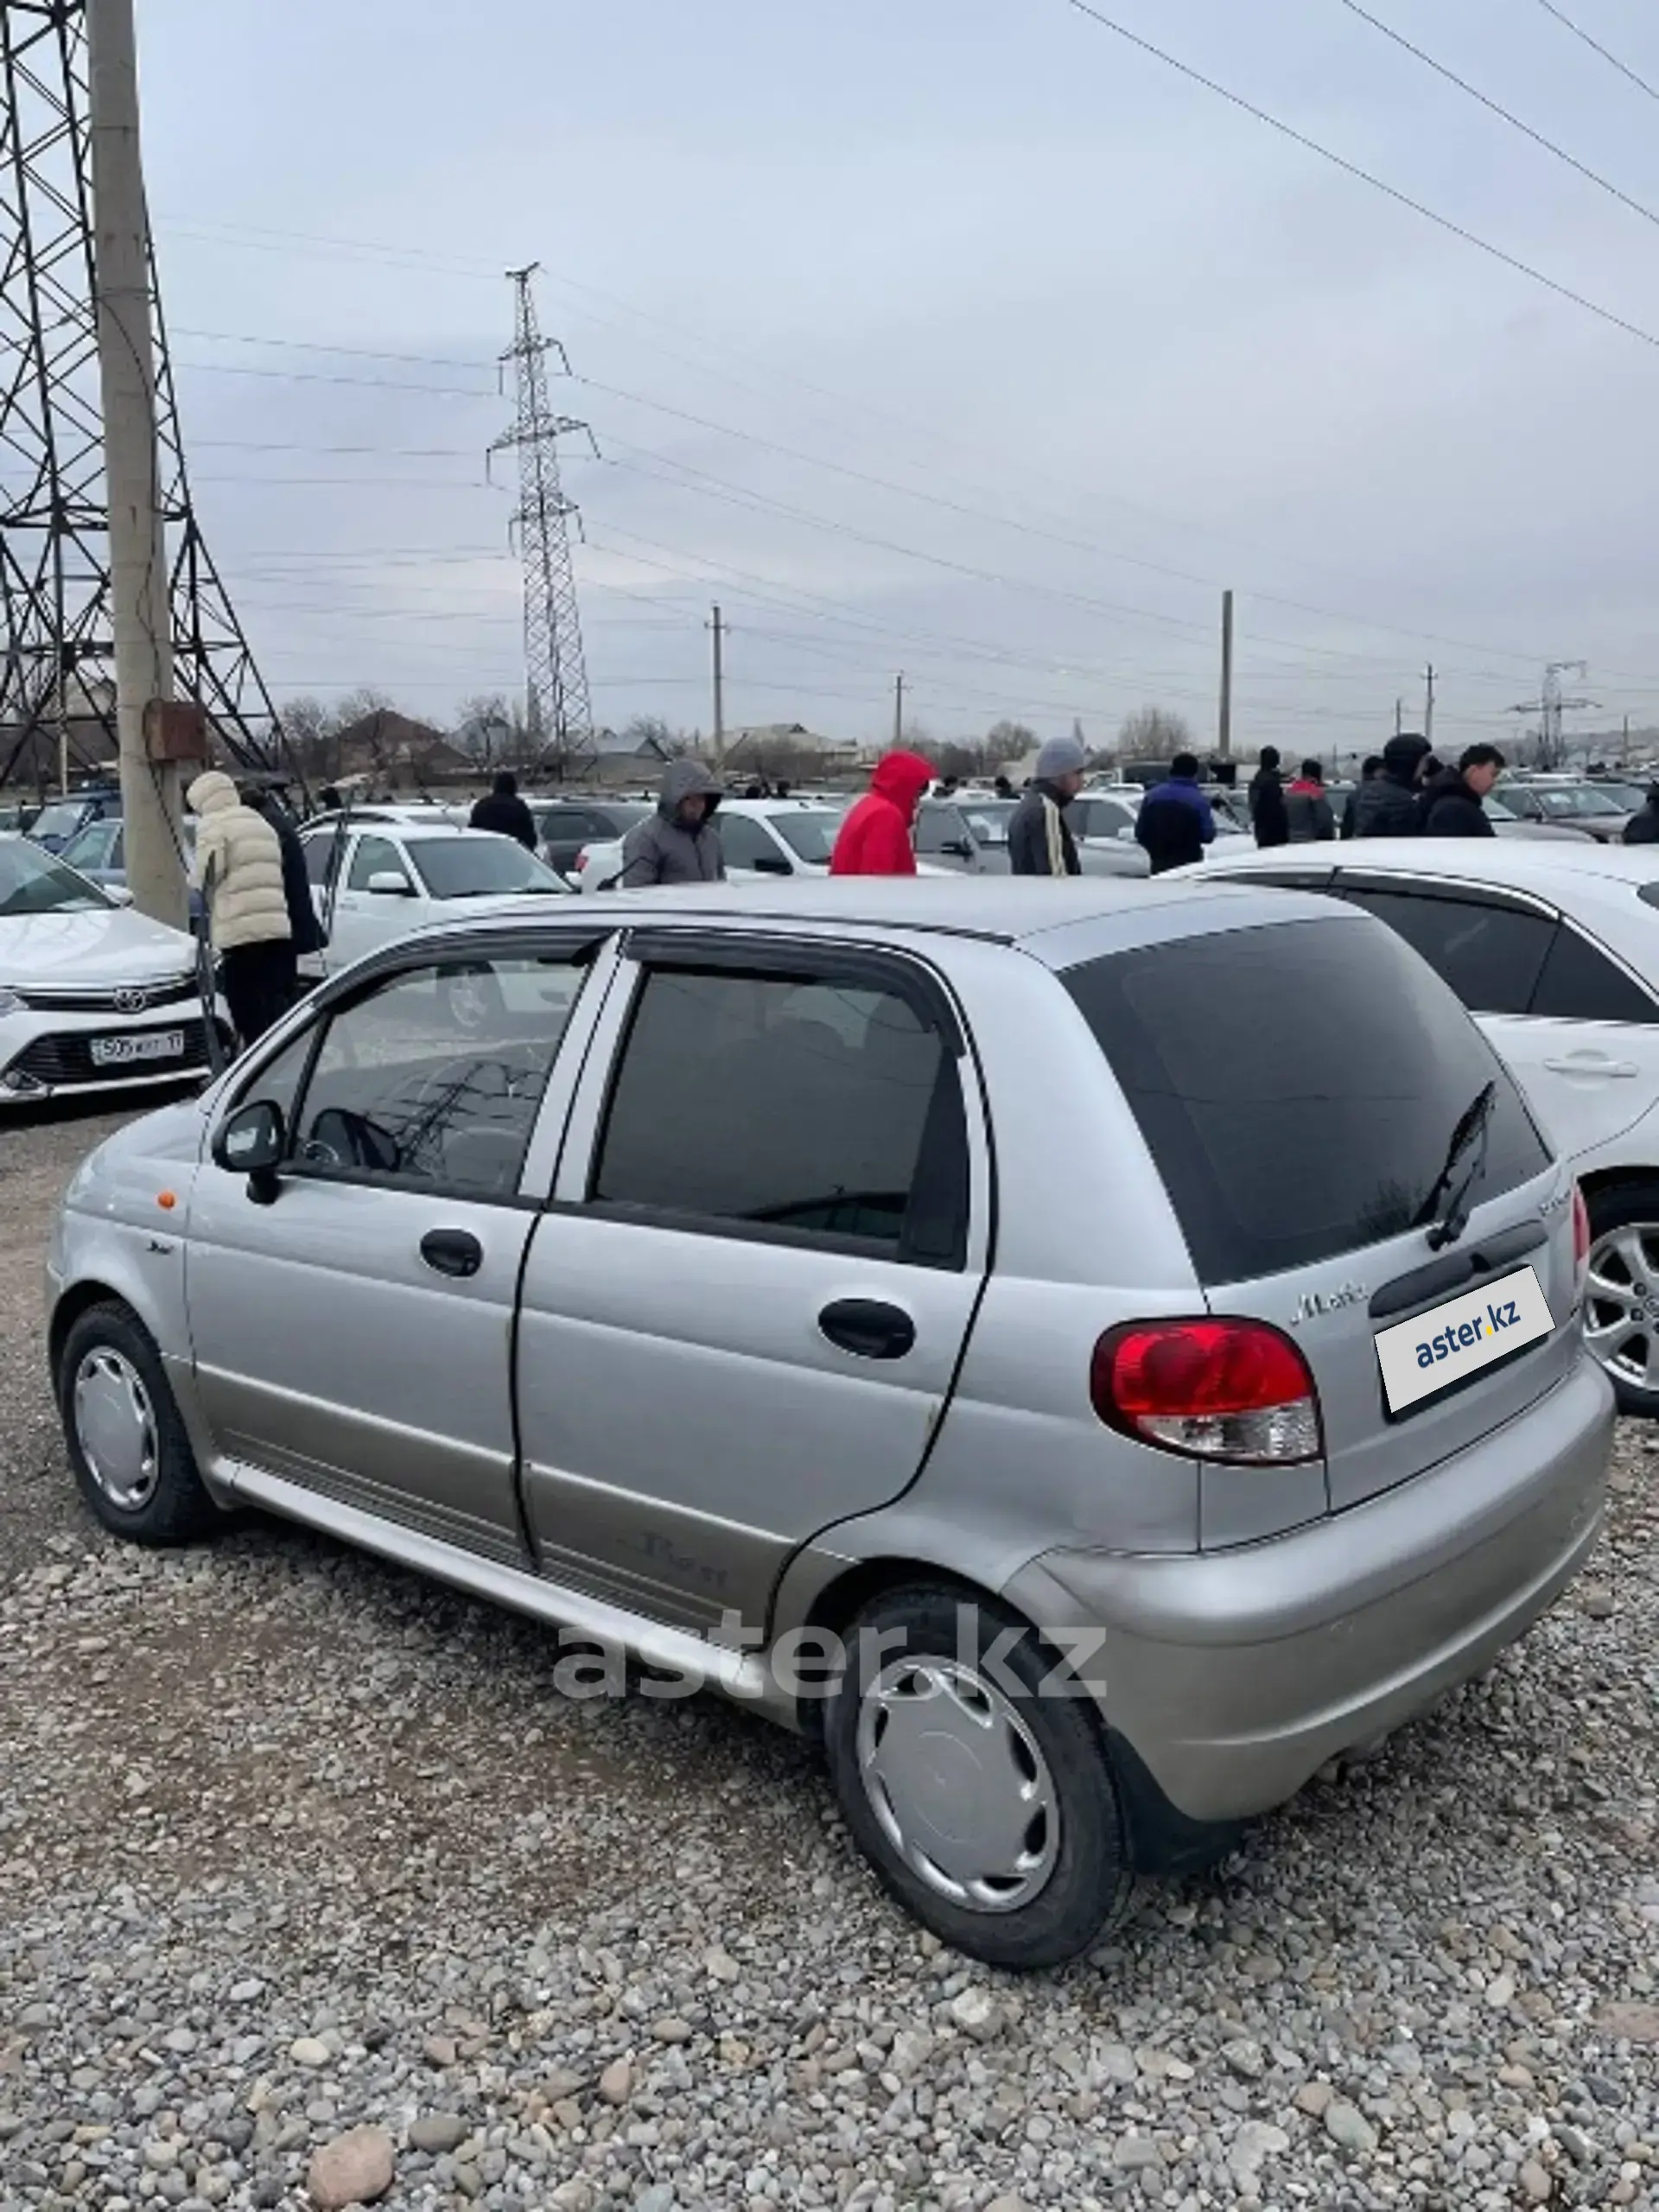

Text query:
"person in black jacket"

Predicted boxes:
[[243, 785, 326, 1003], [1007, 735, 1086, 875], [1351, 733, 1431, 837], [469, 769, 538, 850], [1340, 755, 1382, 839], [1419, 744, 1504, 836], [1135, 753, 1217, 873], [1624, 786, 1659, 844], [1249, 746, 1289, 848]]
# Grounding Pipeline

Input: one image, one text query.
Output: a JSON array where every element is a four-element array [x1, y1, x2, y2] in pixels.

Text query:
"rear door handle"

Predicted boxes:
[[420, 1228, 483, 1279], [1542, 1056, 1640, 1077], [818, 1298, 916, 1361]]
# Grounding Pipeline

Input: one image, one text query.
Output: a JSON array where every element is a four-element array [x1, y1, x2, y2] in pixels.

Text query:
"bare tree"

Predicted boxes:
[[1118, 705, 1193, 759], [454, 693, 516, 765], [986, 719, 1037, 762], [275, 696, 336, 780]]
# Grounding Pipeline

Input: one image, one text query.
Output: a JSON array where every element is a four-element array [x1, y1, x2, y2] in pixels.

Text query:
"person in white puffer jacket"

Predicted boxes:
[[187, 770, 293, 1047]]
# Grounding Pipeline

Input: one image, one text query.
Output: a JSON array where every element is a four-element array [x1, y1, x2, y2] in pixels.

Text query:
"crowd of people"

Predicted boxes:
[[187, 734, 1659, 1053]]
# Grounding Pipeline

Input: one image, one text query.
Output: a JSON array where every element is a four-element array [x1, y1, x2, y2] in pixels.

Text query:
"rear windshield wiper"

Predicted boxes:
[[1415, 1078, 1497, 1251]]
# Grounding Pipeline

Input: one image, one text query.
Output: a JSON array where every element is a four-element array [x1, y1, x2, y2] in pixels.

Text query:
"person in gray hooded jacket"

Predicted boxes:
[[619, 759, 727, 887]]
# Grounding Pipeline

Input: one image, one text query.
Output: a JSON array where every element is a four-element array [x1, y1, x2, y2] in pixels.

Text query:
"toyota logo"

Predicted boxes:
[[112, 986, 149, 1014]]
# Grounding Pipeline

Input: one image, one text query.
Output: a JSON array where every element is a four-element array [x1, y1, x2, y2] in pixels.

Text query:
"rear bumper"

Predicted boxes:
[[1005, 1353, 1613, 1827]]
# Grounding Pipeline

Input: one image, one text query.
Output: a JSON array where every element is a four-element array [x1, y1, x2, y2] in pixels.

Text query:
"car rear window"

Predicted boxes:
[[1063, 914, 1551, 1283]]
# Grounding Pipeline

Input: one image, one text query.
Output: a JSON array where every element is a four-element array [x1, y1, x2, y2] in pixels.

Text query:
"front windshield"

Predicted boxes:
[[771, 810, 843, 864], [1537, 785, 1622, 818], [61, 820, 120, 868], [26, 800, 90, 843], [410, 836, 568, 899], [958, 802, 1017, 847], [0, 837, 111, 915], [1592, 783, 1645, 811]]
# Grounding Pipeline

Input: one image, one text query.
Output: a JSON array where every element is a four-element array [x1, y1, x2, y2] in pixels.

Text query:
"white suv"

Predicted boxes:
[[1193, 837, 1659, 1414]]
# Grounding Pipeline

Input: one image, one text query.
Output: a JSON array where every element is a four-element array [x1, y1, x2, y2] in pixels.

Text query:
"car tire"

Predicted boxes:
[[1583, 1179, 1659, 1416], [823, 1583, 1129, 1969], [58, 1302, 219, 1546]]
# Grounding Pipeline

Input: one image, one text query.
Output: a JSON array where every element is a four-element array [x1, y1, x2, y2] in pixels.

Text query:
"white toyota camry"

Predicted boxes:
[[0, 835, 225, 1109]]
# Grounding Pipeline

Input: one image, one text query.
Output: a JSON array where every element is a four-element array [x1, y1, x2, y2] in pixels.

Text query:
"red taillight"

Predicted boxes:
[[1572, 1183, 1590, 1288], [1091, 1318, 1322, 1465]]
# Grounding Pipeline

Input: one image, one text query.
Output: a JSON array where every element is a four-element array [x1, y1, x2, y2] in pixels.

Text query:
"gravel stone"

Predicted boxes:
[[1324, 2098, 1379, 2155], [406, 2113, 468, 2154], [3, 1106, 1656, 2211], [307, 2125, 394, 2208]]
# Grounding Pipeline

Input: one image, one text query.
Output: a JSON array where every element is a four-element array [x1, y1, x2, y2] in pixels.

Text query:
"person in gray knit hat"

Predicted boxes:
[[1008, 734, 1086, 876]]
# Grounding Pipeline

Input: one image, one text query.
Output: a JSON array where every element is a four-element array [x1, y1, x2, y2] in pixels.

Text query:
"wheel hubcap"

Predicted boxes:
[[73, 1348, 159, 1510], [1584, 1222, 1659, 1391], [855, 1656, 1059, 1913]]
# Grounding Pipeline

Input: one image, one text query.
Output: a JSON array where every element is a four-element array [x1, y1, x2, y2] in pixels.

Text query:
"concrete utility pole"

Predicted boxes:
[[86, 0, 185, 929], [1217, 590, 1233, 761], [1395, 696, 1403, 736], [893, 671, 906, 749], [708, 604, 726, 768], [1422, 664, 1436, 749]]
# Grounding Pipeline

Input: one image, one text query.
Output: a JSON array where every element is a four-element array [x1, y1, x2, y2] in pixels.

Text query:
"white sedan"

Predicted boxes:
[[0, 834, 226, 1108], [299, 819, 573, 974], [1191, 836, 1659, 1414]]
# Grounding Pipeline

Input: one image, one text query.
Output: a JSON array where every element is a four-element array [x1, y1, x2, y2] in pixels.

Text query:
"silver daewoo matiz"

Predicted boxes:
[[47, 877, 1612, 1967]]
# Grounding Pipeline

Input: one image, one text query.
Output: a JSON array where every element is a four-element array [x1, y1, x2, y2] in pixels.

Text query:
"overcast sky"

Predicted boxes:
[[138, 0, 1659, 763]]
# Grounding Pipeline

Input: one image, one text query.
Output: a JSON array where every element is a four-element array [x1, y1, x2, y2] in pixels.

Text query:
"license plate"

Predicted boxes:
[[1375, 1264, 1553, 1414], [90, 1028, 185, 1068]]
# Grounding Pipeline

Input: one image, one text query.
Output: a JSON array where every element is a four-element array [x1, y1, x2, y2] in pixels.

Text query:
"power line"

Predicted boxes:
[[168, 304, 1589, 675], [1058, 0, 1659, 355], [1533, 0, 1659, 102], [175, 327, 495, 374], [1335, 0, 1659, 234]]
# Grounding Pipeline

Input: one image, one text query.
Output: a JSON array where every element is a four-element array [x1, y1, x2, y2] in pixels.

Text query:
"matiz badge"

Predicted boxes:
[[1374, 1265, 1554, 1414]]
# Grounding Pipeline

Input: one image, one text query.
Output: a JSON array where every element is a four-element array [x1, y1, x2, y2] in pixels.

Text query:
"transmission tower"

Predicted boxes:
[[1510, 658, 1598, 768], [0, 0, 290, 793], [490, 264, 597, 783]]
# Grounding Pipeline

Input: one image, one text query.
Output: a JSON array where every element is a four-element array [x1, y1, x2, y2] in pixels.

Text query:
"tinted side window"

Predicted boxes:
[[1065, 915, 1549, 1282], [593, 966, 967, 1263], [1530, 925, 1658, 1024], [285, 957, 585, 1198], [1338, 887, 1553, 1016], [302, 834, 335, 887], [720, 816, 784, 869], [348, 835, 405, 891], [913, 807, 962, 856]]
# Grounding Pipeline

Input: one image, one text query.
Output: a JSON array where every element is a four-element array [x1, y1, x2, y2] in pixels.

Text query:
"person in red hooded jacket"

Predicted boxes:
[[830, 751, 934, 875]]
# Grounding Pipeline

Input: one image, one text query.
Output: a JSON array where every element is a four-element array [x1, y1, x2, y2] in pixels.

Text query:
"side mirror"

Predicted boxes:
[[213, 1099, 286, 1205], [751, 852, 792, 875], [366, 870, 415, 897], [940, 837, 973, 860], [1116, 824, 1136, 842], [106, 883, 135, 906]]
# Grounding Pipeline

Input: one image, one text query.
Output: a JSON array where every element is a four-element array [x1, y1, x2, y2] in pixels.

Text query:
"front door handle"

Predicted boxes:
[[420, 1228, 483, 1279], [1542, 1056, 1640, 1077], [818, 1298, 915, 1361]]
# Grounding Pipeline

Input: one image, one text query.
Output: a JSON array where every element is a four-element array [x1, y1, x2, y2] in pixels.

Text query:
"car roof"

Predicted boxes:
[[1197, 836, 1659, 895], [302, 818, 516, 845], [410, 872, 1340, 960]]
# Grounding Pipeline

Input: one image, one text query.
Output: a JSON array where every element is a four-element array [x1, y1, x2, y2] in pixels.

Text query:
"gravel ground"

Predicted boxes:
[[2, 1104, 1656, 2212]]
